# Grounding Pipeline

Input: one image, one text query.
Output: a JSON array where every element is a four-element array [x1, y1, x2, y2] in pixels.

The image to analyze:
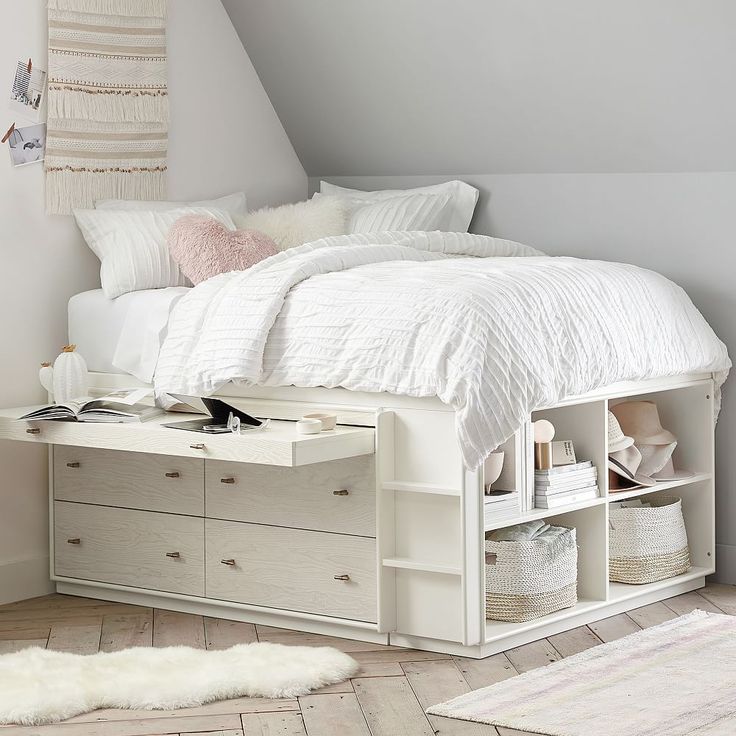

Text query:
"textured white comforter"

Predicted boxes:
[[155, 231, 730, 469]]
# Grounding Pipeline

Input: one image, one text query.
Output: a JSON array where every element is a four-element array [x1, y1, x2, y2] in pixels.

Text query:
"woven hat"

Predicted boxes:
[[608, 411, 634, 453], [610, 401, 677, 445], [608, 445, 657, 488]]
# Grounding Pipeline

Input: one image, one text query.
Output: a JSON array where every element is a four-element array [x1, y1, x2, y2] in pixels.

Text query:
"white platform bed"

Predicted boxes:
[[1, 231, 729, 657]]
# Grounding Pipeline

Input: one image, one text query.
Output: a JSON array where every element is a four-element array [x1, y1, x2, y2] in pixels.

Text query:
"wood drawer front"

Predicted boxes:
[[54, 502, 204, 596], [55, 447, 204, 516], [206, 520, 377, 622], [206, 456, 375, 536]]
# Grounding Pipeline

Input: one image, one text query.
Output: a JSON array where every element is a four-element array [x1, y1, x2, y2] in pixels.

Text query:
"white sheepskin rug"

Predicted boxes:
[[0, 642, 359, 726]]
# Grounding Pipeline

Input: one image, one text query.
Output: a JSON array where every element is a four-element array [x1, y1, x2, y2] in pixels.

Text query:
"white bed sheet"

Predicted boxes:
[[68, 288, 189, 381]]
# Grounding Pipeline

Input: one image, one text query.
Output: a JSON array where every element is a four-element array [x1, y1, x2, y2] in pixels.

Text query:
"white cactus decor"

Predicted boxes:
[[39, 362, 54, 399], [51, 345, 89, 403]]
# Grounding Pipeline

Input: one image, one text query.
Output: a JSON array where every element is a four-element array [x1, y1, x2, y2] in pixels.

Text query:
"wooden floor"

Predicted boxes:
[[1, 585, 735, 736]]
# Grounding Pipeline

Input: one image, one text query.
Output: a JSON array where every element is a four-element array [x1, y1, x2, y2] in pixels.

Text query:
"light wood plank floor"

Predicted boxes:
[[1, 585, 734, 736]]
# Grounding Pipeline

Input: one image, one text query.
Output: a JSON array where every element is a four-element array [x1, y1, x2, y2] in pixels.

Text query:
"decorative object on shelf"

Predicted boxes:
[[38, 362, 54, 398], [483, 451, 505, 492], [533, 419, 555, 469], [611, 400, 693, 481], [534, 461, 599, 508], [485, 521, 577, 622], [302, 412, 337, 431], [609, 496, 690, 584], [51, 345, 89, 403], [45, 0, 168, 214], [607, 410, 656, 491], [551, 439, 576, 465], [296, 418, 322, 435]]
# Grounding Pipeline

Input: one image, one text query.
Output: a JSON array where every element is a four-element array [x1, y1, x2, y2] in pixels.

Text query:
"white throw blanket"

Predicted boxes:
[[155, 231, 730, 469]]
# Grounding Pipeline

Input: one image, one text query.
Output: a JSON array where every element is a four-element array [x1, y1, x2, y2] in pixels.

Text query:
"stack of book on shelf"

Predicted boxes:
[[484, 489, 520, 526], [534, 461, 599, 509]]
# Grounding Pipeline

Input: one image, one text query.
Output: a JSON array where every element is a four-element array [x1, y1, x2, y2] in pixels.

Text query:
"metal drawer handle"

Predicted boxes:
[[333, 489, 349, 496], [220, 558, 236, 566], [166, 551, 181, 559], [26, 427, 40, 435], [334, 574, 350, 581], [220, 477, 235, 484], [67, 538, 81, 545], [66, 462, 80, 468], [165, 471, 180, 478], [190, 443, 205, 451]]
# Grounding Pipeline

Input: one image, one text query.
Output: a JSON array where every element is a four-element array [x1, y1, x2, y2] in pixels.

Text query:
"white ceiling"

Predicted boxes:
[[222, 0, 736, 176]]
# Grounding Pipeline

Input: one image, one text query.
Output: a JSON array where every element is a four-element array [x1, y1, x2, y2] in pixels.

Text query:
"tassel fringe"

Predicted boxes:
[[48, 88, 168, 125], [46, 169, 167, 214], [47, 0, 166, 18]]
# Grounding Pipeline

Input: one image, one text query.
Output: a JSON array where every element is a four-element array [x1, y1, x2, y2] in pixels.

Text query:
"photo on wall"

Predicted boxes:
[[7, 123, 46, 167], [9, 60, 46, 123]]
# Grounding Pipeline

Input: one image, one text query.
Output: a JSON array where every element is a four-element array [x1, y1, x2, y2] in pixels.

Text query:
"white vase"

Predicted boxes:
[[52, 345, 89, 403], [39, 362, 54, 399]]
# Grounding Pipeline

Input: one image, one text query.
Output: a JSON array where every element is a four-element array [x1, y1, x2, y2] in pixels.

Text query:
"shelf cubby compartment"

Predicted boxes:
[[485, 502, 608, 642], [607, 478, 715, 603]]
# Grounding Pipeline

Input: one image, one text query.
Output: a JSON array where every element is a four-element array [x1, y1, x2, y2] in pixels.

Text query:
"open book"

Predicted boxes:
[[18, 388, 163, 424]]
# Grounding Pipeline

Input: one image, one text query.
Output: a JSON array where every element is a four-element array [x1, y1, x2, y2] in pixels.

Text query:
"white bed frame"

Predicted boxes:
[[0, 370, 715, 657]]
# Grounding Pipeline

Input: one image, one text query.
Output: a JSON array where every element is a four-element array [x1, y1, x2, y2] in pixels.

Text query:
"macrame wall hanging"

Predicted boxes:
[[45, 0, 168, 214]]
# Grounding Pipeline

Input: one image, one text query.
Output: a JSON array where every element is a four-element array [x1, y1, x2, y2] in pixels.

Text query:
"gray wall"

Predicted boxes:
[[226, 2, 736, 579]]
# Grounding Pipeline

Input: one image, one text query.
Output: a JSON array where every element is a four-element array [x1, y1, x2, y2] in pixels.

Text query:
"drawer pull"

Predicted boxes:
[[165, 551, 181, 559], [220, 477, 235, 484], [26, 427, 40, 435], [220, 558, 236, 566], [66, 538, 81, 545], [66, 462, 80, 468], [190, 443, 206, 451], [333, 489, 349, 496], [334, 574, 350, 581], [165, 471, 180, 478]]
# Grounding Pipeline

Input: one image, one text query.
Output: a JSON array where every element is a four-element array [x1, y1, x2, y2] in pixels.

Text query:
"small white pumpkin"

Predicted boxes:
[[52, 345, 89, 403], [39, 362, 54, 398]]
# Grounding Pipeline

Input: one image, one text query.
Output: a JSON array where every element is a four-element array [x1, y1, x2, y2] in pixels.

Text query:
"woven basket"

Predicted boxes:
[[609, 496, 690, 584], [485, 527, 577, 622]]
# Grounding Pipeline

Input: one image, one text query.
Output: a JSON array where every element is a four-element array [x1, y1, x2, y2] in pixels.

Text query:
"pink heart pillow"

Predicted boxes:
[[167, 215, 278, 284]]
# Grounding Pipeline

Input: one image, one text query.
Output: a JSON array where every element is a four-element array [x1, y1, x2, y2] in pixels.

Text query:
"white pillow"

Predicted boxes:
[[233, 195, 350, 251], [95, 191, 247, 215], [74, 207, 236, 299], [319, 180, 479, 232], [348, 192, 451, 232]]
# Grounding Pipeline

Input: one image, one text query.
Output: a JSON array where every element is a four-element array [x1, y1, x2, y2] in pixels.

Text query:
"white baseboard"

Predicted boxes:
[[0, 556, 53, 605], [712, 544, 736, 585]]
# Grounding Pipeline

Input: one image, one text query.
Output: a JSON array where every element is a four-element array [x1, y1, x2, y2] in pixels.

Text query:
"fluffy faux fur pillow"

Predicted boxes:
[[167, 215, 278, 284], [233, 195, 350, 251]]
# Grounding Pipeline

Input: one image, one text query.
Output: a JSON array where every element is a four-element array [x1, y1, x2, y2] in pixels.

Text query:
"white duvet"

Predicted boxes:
[[155, 231, 730, 469]]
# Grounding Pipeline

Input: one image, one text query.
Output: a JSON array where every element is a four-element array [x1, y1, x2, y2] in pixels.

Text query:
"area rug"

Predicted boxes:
[[0, 642, 358, 726], [428, 610, 736, 736], [46, 0, 168, 213]]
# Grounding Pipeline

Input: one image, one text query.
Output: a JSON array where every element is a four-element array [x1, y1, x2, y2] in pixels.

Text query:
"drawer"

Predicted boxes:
[[55, 447, 203, 516], [206, 520, 376, 622], [54, 501, 204, 596], [206, 456, 375, 536], [0, 409, 375, 467]]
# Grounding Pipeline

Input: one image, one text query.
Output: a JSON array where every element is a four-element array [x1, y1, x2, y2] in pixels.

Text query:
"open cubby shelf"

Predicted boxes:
[[481, 379, 715, 652]]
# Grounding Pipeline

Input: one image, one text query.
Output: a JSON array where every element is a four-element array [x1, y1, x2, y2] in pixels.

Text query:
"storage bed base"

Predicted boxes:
[[0, 370, 717, 658]]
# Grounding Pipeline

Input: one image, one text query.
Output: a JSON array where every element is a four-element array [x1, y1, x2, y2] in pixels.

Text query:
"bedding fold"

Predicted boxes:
[[154, 230, 730, 469]]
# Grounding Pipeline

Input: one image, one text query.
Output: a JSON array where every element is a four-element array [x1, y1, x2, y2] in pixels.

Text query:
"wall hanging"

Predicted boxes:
[[45, 0, 168, 214]]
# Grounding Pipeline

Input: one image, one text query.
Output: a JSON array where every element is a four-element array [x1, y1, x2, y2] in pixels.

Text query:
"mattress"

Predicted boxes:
[[68, 288, 189, 381]]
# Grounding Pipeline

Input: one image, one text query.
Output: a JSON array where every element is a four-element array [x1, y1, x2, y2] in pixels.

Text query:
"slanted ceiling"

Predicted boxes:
[[222, 0, 736, 177]]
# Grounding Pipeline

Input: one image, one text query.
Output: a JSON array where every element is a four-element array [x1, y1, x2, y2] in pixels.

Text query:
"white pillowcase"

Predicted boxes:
[[319, 180, 479, 232], [233, 195, 350, 251], [347, 192, 451, 233], [95, 192, 247, 215], [74, 207, 236, 299]]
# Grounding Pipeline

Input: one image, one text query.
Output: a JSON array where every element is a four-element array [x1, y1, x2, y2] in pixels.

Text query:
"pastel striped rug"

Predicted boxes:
[[428, 610, 736, 736]]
